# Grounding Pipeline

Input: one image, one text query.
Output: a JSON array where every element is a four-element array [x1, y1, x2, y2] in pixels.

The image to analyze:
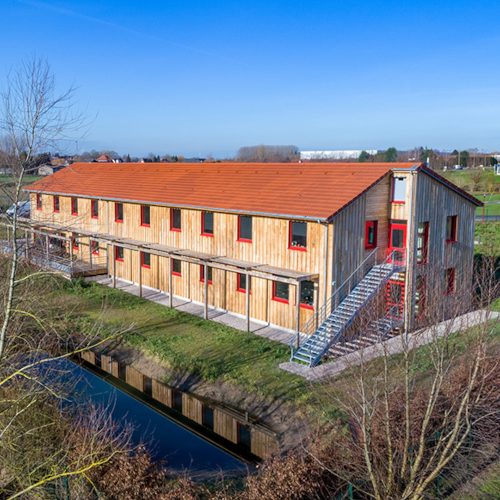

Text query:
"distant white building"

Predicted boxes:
[[300, 150, 378, 160]]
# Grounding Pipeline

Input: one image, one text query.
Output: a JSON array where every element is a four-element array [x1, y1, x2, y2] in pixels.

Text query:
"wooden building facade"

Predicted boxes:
[[24, 162, 480, 334]]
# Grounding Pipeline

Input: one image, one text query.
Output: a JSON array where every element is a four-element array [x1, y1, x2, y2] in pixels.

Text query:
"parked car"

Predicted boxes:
[[6, 201, 31, 218], [453, 165, 463, 170]]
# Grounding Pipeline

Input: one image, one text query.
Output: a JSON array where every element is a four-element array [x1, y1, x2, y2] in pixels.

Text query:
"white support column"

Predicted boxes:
[[168, 257, 173, 307], [296, 281, 301, 333], [204, 263, 208, 320], [138, 250, 142, 298], [112, 244, 116, 288], [246, 272, 250, 332], [45, 235, 49, 258]]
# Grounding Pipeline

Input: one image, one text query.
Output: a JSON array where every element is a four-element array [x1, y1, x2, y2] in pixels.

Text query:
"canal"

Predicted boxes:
[[66, 358, 246, 475]]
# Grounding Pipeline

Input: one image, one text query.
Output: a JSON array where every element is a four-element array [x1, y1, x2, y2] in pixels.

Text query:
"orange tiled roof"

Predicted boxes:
[[25, 162, 425, 220]]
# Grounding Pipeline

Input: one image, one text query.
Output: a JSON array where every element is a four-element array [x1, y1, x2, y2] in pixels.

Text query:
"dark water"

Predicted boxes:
[[63, 359, 244, 473]]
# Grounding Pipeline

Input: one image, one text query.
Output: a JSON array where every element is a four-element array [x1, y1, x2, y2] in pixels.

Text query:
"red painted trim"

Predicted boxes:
[[115, 203, 123, 223], [201, 212, 214, 237], [172, 259, 182, 277], [237, 216, 252, 243], [170, 208, 181, 232], [115, 247, 124, 262], [236, 273, 251, 294], [53, 196, 59, 213], [141, 252, 151, 269], [288, 221, 307, 251], [272, 281, 289, 304], [140, 205, 151, 227], [300, 303, 314, 310], [365, 220, 377, 249], [91, 200, 99, 219], [445, 215, 457, 243], [71, 198, 78, 216]]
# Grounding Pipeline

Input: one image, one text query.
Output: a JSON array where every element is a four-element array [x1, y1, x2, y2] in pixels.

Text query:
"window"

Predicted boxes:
[[141, 205, 150, 227], [203, 406, 214, 431], [445, 268, 455, 294], [238, 423, 251, 450], [392, 177, 407, 203], [300, 281, 315, 309], [115, 246, 124, 261], [415, 275, 426, 318], [172, 259, 181, 276], [273, 281, 289, 303], [200, 265, 213, 284], [201, 211, 214, 236], [143, 376, 153, 397], [72, 233, 79, 250], [238, 216, 252, 242], [91, 241, 99, 255], [237, 273, 251, 293], [53, 195, 59, 213], [173, 390, 183, 412], [91, 199, 99, 219], [71, 197, 78, 216], [36, 194, 42, 210], [118, 362, 126, 382], [446, 215, 457, 243], [289, 221, 307, 250], [95, 353, 102, 368], [141, 252, 151, 268], [417, 222, 429, 265], [171, 208, 181, 231], [365, 221, 377, 249], [115, 203, 124, 223]]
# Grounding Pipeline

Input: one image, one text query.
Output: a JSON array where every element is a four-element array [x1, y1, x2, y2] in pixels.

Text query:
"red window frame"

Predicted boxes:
[[272, 281, 289, 304], [72, 233, 79, 251], [391, 177, 406, 204], [91, 240, 99, 255], [172, 259, 182, 276], [444, 268, 455, 295], [170, 208, 181, 232], [36, 194, 42, 210], [71, 197, 78, 216], [141, 251, 151, 268], [236, 273, 251, 294], [53, 195, 59, 213], [299, 280, 315, 310], [445, 215, 457, 243], [200, 265, 213, 284], [417, 222, 429, 265], [115, 203, 124, 223], [365, 221, 377, 249], [91, 199, 99, 219], [237, 216, 252, 243], [141, 205, 150, 227], [288, 221, 307, 251], [201, 211, 214, 237], [115, 246, 124, 262]]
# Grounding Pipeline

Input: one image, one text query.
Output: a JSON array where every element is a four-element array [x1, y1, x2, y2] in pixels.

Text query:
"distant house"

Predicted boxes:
[[112, 158, 123, 163], [38, 164, 67, 176], [95, 155, 112, 163]]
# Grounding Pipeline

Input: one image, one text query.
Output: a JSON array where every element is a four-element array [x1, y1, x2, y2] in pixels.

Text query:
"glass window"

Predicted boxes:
[[202, 212, 214, 235], [365, 221, 377, 249], [115, 246, 124, 261], [36, 194, 42, 210], [392, 177, 406, 202], [91, 200, 99, 219], [237, 273, 251, 292], [143, 376, 153, 397], [273, 281, 289, 303], [300, 281, 315, 308], [53, 195, 59, 212], [142, 252, 151, 268], [200, 265, 212, 283], [72, 233, 79, 250], [115, 203, 123, 222], [173, 390, 183, 412], [417, 222, 429, 264], [203, 406, 214, 431], [141, 205, 151, 226], [172, 259, 181, 276], [171, 208, 181, 231], [446, 215, 457, 243], [238, 216, 252, 242], [238, 423, 251, 450], [91, 241, 99, 255], [71, 197, 78, 215], [289, 221, 307, 250]]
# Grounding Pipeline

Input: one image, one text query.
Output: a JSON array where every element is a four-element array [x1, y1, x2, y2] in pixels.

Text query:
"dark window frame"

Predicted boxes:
[[446, 215, 457, 243]]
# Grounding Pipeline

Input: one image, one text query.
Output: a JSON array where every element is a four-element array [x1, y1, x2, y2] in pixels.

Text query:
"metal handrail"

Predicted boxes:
[[290, 248, 406, 365]]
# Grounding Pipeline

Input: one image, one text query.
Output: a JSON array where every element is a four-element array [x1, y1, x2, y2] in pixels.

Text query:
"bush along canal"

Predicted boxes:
[[73, 350, 279, 473]]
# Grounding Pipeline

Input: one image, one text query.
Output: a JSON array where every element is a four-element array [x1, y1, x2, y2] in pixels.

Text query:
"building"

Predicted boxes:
[[21, 162, 480, 367], [300, 150, 378, 161]]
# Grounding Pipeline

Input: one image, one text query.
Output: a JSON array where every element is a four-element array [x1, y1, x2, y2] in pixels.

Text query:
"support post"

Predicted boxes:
[[138, 250, 142, 298], [112, 244, 116, 288], [246, 272, 250, 332], [296, 281, 301, 333], [25, 229, 28, 259], [204, 263, 208, 320], [46, 235, 49, 258], [89, 238, 93, 269], [169, 257, 173, 307]]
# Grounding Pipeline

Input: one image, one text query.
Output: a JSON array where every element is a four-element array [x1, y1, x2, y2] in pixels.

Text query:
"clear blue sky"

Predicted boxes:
[[2, 0, 500, 157]]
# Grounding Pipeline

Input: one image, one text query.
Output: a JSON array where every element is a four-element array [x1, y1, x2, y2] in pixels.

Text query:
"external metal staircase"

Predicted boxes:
[[289, 249, 405, 367]]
